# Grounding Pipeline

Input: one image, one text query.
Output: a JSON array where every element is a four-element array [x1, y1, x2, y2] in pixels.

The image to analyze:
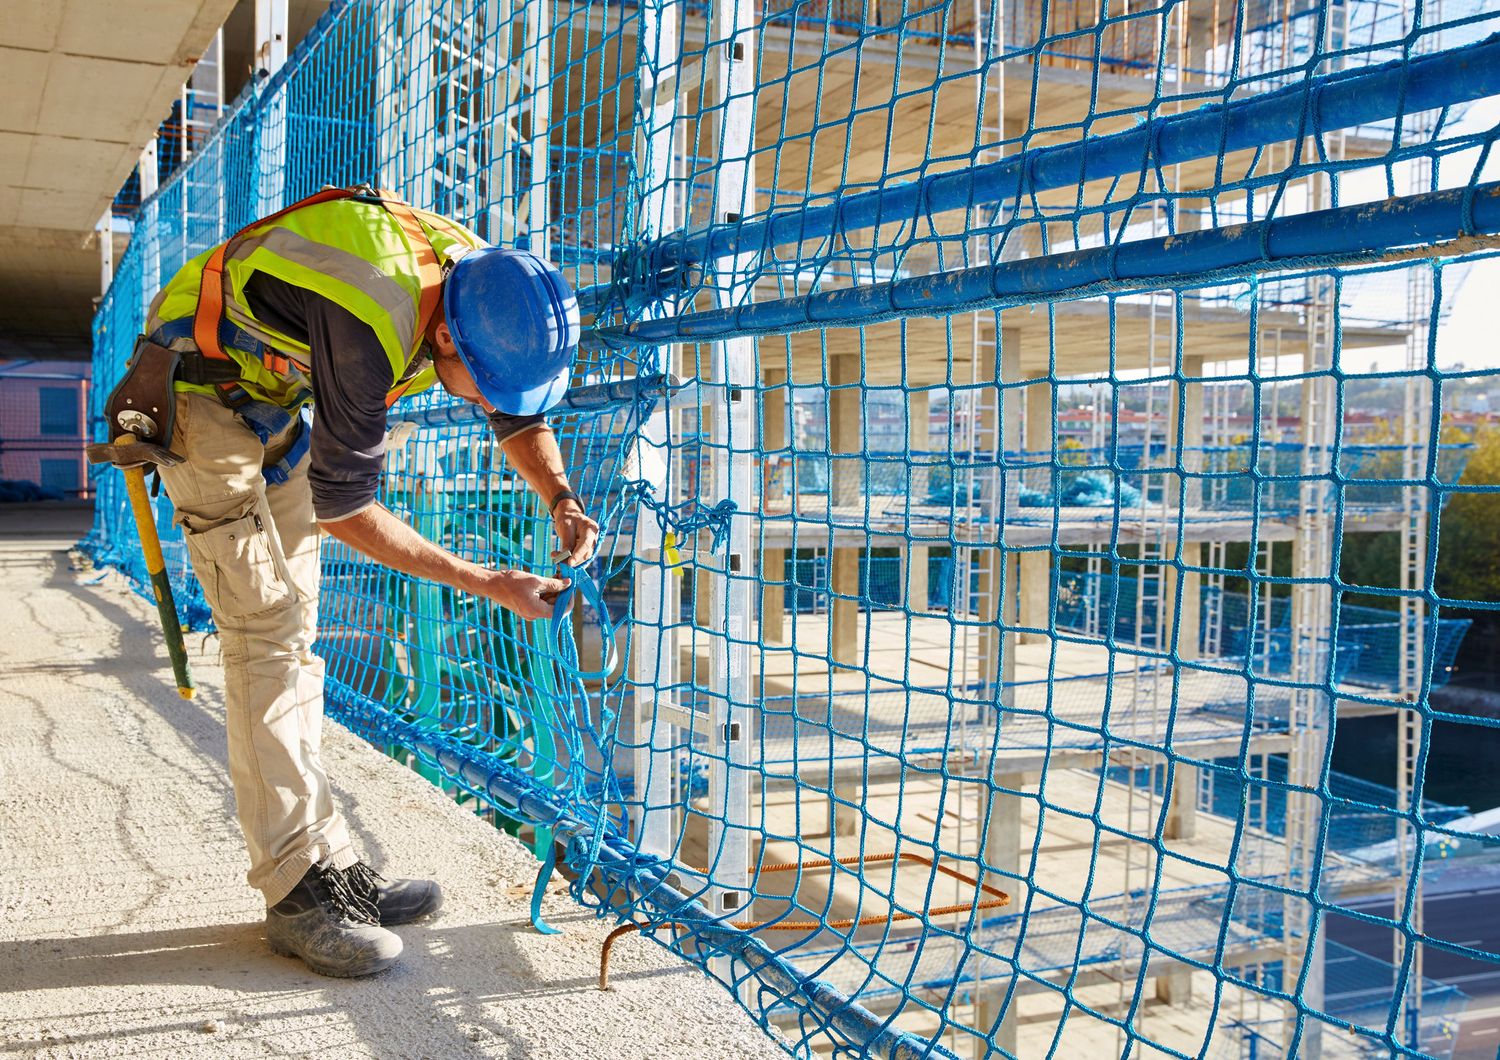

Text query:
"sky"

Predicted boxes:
[[1358, 96, 1500, 373]]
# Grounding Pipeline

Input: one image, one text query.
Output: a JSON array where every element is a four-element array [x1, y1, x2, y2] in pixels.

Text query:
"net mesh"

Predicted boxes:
[[84, 0, 1500, 1056]]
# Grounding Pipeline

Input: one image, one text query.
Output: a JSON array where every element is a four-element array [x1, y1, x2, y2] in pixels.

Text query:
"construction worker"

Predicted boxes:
[[107, 187, 596, 978]]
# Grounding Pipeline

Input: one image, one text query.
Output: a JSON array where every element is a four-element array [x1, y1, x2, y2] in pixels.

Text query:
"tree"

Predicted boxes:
[[1434, 426, 1500, 607]]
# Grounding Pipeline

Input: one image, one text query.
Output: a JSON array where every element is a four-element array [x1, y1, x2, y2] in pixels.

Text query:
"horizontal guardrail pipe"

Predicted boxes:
[[584, 182, 1500, 347], [577, 32, 1500, 313], [386, 373, 684, 428], [326, 689, 957, 1060]]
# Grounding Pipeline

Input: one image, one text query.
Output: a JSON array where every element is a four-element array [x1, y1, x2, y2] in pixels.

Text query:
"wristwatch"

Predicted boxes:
[[549, 488, 582, 514]]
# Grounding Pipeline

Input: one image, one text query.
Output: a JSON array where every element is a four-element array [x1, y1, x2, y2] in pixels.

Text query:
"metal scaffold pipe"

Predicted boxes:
[[578, 32, 1500, 313], [587, 181, 1500, 347]]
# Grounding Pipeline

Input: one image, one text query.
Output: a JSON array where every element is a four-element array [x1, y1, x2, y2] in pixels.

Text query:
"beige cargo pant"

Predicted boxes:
[[157, 392, 357, 905]]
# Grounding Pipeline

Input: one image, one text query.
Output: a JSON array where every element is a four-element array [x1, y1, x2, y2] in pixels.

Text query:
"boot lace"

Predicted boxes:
[[315, 863, 382, 925], [344, 861, 387, 909]]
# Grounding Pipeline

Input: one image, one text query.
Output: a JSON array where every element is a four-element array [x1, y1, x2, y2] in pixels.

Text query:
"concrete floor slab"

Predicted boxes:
[[0, 513, 784, 1060]]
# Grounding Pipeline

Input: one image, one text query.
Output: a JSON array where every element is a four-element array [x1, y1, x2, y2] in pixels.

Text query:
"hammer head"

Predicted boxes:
[[86, 439, 185, 469]]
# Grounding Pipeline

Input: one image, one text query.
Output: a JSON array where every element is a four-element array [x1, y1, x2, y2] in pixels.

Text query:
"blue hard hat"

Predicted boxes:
[[443, 247, 581, 416]]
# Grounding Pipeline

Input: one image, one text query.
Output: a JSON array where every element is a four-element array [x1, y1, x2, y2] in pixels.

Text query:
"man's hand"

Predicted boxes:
[[551, 497, 600, 567], [468, 568, 572, 621]]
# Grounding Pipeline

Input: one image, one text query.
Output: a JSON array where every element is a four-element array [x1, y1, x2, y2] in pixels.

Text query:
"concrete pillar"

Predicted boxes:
[[1156, 964, 1195, 1005], [976, 770, 1029, 1055], [906, 389, 931, 612], [763, 369, 788, 643], [138, 141, 159, 199], [976, 328, 1021, 694], [1164, 762, 1199, 840], [830, 353, 861, 670], [830, 775, 862, 838], [1178, 196, 1209, 236], [1165, 354, 1205, 663], [1018, 378, 1052, 644]]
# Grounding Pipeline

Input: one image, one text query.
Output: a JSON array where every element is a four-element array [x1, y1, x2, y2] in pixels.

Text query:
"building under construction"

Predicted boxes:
[[5, 0, 1499, 1057]]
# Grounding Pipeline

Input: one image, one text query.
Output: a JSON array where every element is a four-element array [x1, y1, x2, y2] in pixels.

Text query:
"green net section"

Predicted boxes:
[[85, 0, 1500, 1056]]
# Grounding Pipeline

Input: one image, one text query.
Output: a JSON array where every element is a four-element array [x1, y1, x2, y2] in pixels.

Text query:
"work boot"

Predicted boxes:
[[265, 863, 403, 978], [346, 861, 444, 926]]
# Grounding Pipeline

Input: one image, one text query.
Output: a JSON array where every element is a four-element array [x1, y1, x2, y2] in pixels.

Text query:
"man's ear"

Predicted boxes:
[[434, 320, 454, 354]]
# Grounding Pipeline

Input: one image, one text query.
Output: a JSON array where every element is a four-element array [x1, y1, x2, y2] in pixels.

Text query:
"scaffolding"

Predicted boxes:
[[83, 0, 1500, 1056]]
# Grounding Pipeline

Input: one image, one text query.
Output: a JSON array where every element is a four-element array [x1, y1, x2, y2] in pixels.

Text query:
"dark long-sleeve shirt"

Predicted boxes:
[[243, 273, 543, 521]]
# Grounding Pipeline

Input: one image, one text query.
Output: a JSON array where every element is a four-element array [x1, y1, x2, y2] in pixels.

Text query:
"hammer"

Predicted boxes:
[[86, 435, 195, 699]]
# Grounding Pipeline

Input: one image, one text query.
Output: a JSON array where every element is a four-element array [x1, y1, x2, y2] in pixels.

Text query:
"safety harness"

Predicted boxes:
[[189, 185, 447, 409], [106, 186, 449, 478]]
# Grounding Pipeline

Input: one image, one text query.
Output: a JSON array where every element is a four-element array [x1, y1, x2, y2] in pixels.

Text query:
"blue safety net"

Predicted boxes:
[[84, 0, 1500, 1057]]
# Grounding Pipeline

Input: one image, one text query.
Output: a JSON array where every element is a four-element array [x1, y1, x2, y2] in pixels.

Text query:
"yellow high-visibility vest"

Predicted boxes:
[[149, 195, 485, 409]]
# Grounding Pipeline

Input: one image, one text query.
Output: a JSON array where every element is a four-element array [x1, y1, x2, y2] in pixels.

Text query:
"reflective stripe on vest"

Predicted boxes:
[[230, 225, 421, 355]]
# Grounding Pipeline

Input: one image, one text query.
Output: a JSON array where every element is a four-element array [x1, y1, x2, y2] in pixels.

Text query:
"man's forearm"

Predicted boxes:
[[321, 503, 481, 590], [502, 423, 571, 507], [501, 422, 600, 566], [320, 502, 571, 620]]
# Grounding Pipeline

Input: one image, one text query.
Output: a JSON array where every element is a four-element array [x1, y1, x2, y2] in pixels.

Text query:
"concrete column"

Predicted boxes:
[[254, 0, 289, 72], [830, 353, 861, 670], [138, 141, 159, 199], [1178, 196, 1209, 236], [976, 770, 1029, 1055], [1156, 964, 1195, 1005], [1164, 762, 1199, 840], [830, 774, 862, 838], [974, 337, 1023, 1056], [762, 368, 788, 643], [1018, 378, 1052, 644], [906, 389, 931, 612], [1165, 354, 1205, 663], [976, 328, 1021, 694]]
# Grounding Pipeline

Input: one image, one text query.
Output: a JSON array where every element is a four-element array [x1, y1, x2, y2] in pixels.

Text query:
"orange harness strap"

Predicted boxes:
[[376, 192, 446, 349]]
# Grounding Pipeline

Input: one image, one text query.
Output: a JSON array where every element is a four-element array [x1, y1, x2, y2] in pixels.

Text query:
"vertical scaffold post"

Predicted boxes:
[[1282, 9, 1351, 1052], [523, 0, 551, 252], [482, 8, 518, 244], [182, 30, 226, 251], [254, 0, 289, 214], [630, 0, 684, 860], [705, 0, 758, 965], [375, 0, 435, 207], [1286, 210, 1339, 1060], [137, 139, 159, 316], [1395, 170, 1436, 1055], [96, 211, 114, 297]]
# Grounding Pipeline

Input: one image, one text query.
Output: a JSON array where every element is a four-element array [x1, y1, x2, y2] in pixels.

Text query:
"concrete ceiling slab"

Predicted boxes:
[[25, 137, 135, 192], [0, 133, 31, 186], [0, 48, 51, 131], [36, 54, 174, 147], [0, 0, 240, 350], [0, 7, 65, 53], [56, 0, 225, 64]]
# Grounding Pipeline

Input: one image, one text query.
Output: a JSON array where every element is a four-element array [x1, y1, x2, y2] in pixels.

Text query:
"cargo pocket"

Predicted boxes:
[[182, 509, 298, 620]]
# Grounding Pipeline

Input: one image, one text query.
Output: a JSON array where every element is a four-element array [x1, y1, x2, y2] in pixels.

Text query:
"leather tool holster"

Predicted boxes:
[[105, 336, 182, 448]]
